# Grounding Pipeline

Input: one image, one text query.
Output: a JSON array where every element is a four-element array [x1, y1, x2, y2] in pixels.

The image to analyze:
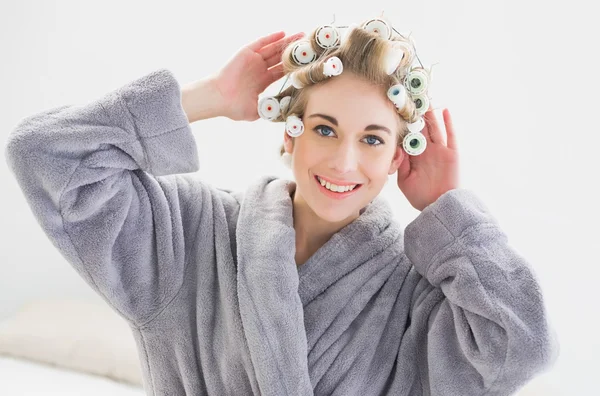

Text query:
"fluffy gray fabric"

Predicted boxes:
[[5, 69, 559, 395]]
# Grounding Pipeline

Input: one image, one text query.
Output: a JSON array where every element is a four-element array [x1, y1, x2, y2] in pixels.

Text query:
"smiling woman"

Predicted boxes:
[[256, 26, 422, 232], [4, 12, 558, 396], [261, 23, 430, 227], [280, 70, 406, 227]]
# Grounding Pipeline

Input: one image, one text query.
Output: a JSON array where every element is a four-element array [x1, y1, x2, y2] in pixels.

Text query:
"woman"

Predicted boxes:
[[5, 17, 558, 396]]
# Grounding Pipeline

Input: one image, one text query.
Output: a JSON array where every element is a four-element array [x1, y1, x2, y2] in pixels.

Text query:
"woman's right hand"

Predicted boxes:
[[213, 31, 305, 121]]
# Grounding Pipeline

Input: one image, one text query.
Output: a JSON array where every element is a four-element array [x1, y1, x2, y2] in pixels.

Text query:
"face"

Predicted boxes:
[[283, 71, 406, 223]]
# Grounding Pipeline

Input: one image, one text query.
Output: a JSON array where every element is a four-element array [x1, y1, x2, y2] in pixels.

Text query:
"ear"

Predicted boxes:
[[283, 131, 295, 154], [388, 145, 405, 175]]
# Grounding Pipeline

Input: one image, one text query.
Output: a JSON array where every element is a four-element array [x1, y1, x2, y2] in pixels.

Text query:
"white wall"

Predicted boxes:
[[1, 1, 598, 394]]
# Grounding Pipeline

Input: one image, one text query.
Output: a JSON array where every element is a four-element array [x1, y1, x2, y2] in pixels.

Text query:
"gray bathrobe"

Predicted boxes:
[[4, 68, 559, 395]]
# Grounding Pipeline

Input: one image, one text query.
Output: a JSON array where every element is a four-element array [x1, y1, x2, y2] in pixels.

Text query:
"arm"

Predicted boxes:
[[404, 189, 560, 396], [4, 69, 224, 327], [181, 76, 227, 123]]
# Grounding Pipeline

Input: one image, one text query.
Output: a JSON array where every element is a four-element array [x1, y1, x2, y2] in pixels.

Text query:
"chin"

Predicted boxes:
[[308, 188, 368, 224]]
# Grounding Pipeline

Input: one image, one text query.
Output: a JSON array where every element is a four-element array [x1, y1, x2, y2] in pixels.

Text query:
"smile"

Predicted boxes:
[[314, 175, 363, 200]]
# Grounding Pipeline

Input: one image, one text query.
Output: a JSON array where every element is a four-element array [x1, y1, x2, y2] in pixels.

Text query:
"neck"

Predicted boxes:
[[290, 184, 361, 266]]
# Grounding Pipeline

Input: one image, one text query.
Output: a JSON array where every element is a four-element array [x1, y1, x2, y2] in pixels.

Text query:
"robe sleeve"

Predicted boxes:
[[4, 68, 211, 327], [403, 188, 560, 396]]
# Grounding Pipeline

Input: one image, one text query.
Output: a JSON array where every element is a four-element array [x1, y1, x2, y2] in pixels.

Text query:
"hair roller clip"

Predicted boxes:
[[290, 72, 305, 89], [286, 115, 304, 137], [291, 41, 317, 65], [411, 93, 430, 116], [257, 96, 280, 121], [323, 56, 343, 77], [362, 18, 392, 40], [315, 25, 340, 49], [279, 96, 291, 113], [383, 42, 406, 75], [387, 83, 407, 109], [404, 68, 429, 95], [394, 39, 415, 58], [406, 117, 425, 133], [403, 132, 427, 156]]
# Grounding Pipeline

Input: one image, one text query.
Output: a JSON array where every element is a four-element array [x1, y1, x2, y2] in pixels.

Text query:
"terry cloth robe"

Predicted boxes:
[[4, 68, 559, 396]]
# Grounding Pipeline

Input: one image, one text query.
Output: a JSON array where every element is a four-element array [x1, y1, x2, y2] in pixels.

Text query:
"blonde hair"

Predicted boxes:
[[273, 20, 425, 156]]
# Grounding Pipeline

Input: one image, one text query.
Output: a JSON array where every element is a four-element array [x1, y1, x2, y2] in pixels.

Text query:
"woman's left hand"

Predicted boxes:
[[396, 108, 461, 211]]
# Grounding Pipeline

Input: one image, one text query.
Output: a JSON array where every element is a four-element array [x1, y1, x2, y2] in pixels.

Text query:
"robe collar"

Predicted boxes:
[[235, 175, 403, 395]]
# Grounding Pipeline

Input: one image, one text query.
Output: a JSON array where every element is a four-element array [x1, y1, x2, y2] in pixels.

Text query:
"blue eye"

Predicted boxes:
[[364, 136, 383, 146], [314, 125, 335, 137], [313, 125, 384, 147]]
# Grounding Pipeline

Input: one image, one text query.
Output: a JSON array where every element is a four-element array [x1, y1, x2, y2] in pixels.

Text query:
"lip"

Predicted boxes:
[[315, 174, 362, 186], [314, 175, 362, 200]]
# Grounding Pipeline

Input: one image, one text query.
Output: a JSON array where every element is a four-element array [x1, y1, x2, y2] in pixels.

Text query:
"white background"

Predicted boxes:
[[1, 1, 598, 394]]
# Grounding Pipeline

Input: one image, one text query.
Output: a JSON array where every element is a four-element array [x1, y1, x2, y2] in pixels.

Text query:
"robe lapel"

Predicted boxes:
[[236, 176, 313, 396], [235, 175, 403, 395]]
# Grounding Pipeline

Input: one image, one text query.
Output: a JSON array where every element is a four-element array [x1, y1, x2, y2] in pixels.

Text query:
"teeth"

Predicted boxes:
[[317, 176, 358, 193]]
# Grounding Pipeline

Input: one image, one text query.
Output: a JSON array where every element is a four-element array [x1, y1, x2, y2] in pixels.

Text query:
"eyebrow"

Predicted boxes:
[[307, 113, 392, 136]]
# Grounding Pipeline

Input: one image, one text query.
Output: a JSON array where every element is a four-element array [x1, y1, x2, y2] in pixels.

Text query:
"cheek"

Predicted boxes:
[[295, 139, 328, 163], [363, 153, 392, 175]]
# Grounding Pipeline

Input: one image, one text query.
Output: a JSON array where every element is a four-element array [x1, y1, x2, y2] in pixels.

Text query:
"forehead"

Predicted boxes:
[[304, 72, 400, 129]]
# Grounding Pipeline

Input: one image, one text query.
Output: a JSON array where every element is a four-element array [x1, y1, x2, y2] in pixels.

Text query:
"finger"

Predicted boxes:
[[256, 63, 284, 91], [267, 63, 285, 84], [423, 107, 444, 144], [260, 32, 305, 61], [443, 109, 458, 150], [247, 31, 286, 53], [265, 52, 282, 69]]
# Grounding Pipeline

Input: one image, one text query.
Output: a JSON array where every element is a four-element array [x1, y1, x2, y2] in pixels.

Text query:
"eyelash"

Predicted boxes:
[[313, 125, 385, 147]]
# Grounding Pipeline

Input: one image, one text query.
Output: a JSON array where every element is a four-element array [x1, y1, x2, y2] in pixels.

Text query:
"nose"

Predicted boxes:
[[329, 140, 359, 174]]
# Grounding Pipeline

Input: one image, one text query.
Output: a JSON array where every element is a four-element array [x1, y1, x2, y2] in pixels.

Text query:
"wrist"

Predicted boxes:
[[181, 76, 226, 123]]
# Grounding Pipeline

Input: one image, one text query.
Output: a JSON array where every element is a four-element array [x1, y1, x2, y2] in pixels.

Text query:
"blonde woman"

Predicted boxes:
[[5, 18, 558, 396]]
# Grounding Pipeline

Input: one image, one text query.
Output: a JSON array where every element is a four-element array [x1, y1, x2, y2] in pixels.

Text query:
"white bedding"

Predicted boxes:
[[0, 356, 145, 396]]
